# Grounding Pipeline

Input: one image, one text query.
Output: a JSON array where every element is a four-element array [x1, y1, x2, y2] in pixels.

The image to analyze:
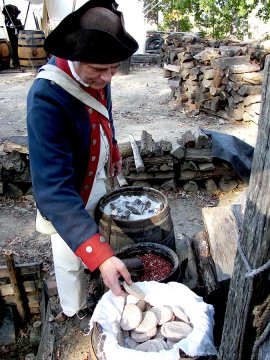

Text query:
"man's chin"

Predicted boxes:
[[90, 83, 106, 89]]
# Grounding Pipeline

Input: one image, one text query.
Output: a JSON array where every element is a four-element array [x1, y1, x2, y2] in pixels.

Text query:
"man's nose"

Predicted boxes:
[[100, 69, 113, 82]]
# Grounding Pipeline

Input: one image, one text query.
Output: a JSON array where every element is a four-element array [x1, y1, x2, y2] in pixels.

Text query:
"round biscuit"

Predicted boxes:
[[171, 306, 190, 324], [151, 305, 173, 325], [120, 303, 142, 331], [160, 321, 193, 341], [135, 310, 158, 333], [130, 325, 157, 342], [122, 281, 145, 299], [136, 339, 168, 352]]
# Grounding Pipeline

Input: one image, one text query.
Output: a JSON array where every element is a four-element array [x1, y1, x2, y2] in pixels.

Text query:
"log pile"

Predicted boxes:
[[0, 256, 43, 316], [161, 34, 268, 123], [0, 130, 241, 197], [0, 136, 31, 197], [120, 129, 240, 193], [121, 131, 178, 188]]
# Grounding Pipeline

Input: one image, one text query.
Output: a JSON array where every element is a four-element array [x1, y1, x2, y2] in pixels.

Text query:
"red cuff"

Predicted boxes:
[[112, 142, 121, 163], [75, 233, 115, 271]]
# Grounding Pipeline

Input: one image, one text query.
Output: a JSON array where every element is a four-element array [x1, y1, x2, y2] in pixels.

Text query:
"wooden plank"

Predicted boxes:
[[228, 63, 261, 74], [243, 94, 261, 107], [175, 235, 199, 290], [202, 205, 244, 283], [125, 171, 174, 181], [258, 336, 270, 360], [140, 130, 157, 156], [1, 293, 40, 306], [191, 231, 219, 295], [180, 130, 196, 148], [123, 154, 177, 169], [238, 84, 262, 96], [196, 91, 213, 104], [229, 71, 264, 85], [219, 45, 247, 57], [168, 77, 180, 90], [184, 148, 212, 162], [129, 134, 145, 173], [117, 172, 128, 187], [179, 164, 235, 181], [0, 262, 42, 280], [203, 68, 216, 80], [163, 69, 172, 78], [1, 138, 29, 154], [210, 56, 250, 69], [164, 63, 181, 73], [4, 250, 26, 322], [0, 280, 38, 297], [181, 60, 195, 69], [219, 54, 270, 360], [118, 141, 134, 158], [29, 307, 41, 315]]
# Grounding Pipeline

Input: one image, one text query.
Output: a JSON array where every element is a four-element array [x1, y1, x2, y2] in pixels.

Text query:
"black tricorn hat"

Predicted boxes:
[[44, 0, 139, 63]]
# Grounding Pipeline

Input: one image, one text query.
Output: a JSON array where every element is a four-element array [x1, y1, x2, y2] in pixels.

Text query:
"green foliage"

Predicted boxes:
[[162, 10, 193, 31], [257, 1, 270, 21], [142, 0, 270, 39]]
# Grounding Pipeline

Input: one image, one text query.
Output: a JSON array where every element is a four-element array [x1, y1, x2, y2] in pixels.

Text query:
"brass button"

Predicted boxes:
[[86, 246, 93, 253], [92, 123, 96, 130], [84, 185, 89, 191], [93, 139, 97, 145], [100, 236, 106, 243], [89, 108, 93, 114], [88, 171, 93, 177], [92, 156, 96, 162], [101, 95, 104, 100], [50, 81, 55, 85]]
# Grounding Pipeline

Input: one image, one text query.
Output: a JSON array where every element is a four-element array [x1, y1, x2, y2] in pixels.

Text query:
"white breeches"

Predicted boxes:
[[51, 175, 107, 317], [51, 233, 87, 317]]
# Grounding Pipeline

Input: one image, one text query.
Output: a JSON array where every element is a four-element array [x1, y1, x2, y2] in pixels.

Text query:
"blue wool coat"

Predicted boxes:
[[27, 57, 117, 254]]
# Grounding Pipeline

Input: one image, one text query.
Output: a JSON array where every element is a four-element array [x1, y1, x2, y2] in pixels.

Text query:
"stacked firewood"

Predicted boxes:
[[0, 136, 31, 197], [171, 128, 237, 193], [161, 34, 268, 123], [121, 131, 178, 189], [0, 131, 240, 196], [120, 129, 239, 193]]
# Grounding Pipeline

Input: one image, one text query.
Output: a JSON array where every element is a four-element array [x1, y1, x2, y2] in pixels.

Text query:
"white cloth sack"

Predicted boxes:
[[90, 281, 217, 359]]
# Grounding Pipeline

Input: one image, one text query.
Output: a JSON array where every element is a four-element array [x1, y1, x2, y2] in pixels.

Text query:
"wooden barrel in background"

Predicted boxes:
[[96, 186, 176, 251], [0, 39, 10, 70], [18, 30, 47, 72]]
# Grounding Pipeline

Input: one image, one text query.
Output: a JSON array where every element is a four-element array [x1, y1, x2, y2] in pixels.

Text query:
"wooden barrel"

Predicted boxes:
[[18, 30, 47, 72], [0, 39, 10, 70], [89, 322, 200, 360], [115, 242, 180, 283], [96, 186, 176, 251]]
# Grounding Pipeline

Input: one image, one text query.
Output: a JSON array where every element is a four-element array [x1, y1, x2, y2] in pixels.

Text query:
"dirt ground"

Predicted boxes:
[[0, 63, 258, 359]]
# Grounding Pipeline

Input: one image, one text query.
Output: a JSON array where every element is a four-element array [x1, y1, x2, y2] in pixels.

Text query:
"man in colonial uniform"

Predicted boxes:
[[27, 0, 138, 333]]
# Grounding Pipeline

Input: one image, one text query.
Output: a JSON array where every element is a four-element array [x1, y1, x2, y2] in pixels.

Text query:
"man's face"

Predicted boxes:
[[73, 61, 120, 89]]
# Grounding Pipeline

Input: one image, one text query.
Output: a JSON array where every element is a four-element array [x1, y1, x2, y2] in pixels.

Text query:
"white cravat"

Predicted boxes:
[[68, 61, 90, 87]]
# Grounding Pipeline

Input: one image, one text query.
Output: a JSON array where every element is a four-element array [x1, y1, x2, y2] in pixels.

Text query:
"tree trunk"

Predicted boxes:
[[218, 56, 270, 359]]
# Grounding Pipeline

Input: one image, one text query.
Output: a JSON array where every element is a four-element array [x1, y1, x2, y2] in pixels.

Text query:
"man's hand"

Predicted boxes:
[[112, 159, 122, 177], [99, 256, 132, 296]]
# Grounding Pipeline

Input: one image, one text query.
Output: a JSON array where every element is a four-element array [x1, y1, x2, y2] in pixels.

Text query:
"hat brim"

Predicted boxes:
[[44, 0, 139, 63]]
